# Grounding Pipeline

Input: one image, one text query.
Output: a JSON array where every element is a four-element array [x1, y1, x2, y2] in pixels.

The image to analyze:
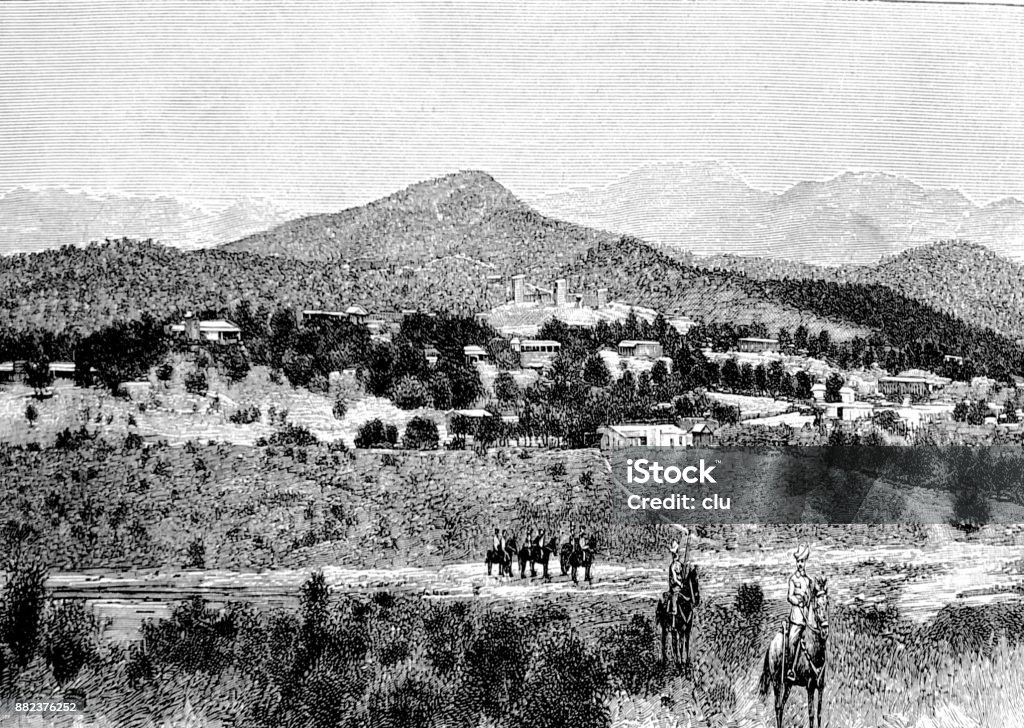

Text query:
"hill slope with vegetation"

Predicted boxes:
[[698, 240, 1024, 342]]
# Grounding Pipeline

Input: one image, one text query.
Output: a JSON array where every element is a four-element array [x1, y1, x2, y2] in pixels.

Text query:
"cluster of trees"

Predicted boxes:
[[952, 398, 1019, 426]]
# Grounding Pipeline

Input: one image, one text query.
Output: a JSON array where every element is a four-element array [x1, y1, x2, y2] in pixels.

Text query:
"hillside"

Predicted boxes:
[[532, 162, 1024, 265], [560, 237, 873, 338], [2, 174, 1022, 379], [699, 241, 1024, 342], [223, 170, 613, 276]]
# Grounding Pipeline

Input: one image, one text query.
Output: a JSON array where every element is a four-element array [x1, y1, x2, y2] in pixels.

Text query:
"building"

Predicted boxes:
[[618, 340, 664, 359], [422, 346, 440, 366], [838, 386, 856, 404], [599, 424, 690, 449], [480, 273, 663, 337], [821, 401, 875, 421], [463, 345, 489, 364], [49, 362, 76, 380], [668, 317, 697, 335], [688, 423, 715, 446], [878, 373, 949, 400], [811, 382, 827, 402], [513, 339, 561, 370], [737, 337, 779, 354], [168, 315, 242, 344]]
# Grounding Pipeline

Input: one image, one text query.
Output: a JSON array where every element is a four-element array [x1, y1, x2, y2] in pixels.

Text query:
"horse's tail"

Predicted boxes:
[[757, 645, 773, 698]]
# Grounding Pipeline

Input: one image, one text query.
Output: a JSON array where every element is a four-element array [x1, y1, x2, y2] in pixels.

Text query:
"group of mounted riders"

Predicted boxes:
[[484, 524, 597, 583], [484, 524, 828, 727], [652, 533, 828, 728]]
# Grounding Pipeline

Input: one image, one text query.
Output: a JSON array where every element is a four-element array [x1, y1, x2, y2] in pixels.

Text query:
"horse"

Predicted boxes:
[[563, 537, 596, 584], [654, 565, 701, 665], [758, 576, 830, 728], [519, 536, 557, 580], [484, 543, 503, 577], [500, 537, 518, 579]]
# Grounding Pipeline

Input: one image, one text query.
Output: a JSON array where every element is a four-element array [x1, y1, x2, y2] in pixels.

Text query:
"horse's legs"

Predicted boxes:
[[571, 564, 578, 584], [807, 685, 816, 728], [776, 684, 791, 728], [816, 685, 823, 728], [585, 560, 592, 583], [684, 625, 691, 665], [660, 626, 668, 663]]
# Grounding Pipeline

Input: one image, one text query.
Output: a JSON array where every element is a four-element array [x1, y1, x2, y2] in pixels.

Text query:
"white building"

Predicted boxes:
[[599, 424, 690, 449]]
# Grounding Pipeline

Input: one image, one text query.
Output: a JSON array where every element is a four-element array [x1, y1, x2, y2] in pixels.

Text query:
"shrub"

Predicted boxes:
[[391, 375, 431, 410], [25, 403, 38, 427], [735, 582, 765, 618], [184, 368, 208, 396], [266, 423, 319, 447], [185, 539, 206, 569], [229, 404, 262, 425], [156, 362, 174, 383], [1, 563, 48, 670], [402, 416, 439, 450], [355, 419, 398, 449], [332, 397, 348, 420], [42, 600, 99, 686]]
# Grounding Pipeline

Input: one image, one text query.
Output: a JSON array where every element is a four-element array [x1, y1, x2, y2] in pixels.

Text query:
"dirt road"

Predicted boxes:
[[45, 533, 1024, 642]]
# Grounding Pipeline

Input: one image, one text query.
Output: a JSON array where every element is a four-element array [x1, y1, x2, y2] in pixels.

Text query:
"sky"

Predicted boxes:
[[2, 0, 1024, 211]]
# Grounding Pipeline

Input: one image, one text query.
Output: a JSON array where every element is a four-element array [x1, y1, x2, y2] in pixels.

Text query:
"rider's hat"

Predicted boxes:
[[794, 543, 810, 562], [669, 540, 680, 555]]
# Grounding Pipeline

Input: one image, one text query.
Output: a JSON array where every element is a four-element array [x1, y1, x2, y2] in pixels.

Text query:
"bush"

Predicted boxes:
[[355, 419, 399, 449], [156, 362, 174, 383], [1, 563, 48, 670], [735, 582, 765, 618], [266, 423, 319, 447], [332, 397, 348, 420], [402, 416, 439, 450], [391, 375, 431, 410], [229, 404, 262, 425], [42, 600, 99, 686], [184, 368, 208, 396], [186, 539, 206, 569]]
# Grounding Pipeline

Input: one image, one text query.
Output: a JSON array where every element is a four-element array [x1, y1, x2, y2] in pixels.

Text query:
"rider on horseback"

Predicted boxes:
[[667, 540, 686, 616], [786, 543, 812, 682]]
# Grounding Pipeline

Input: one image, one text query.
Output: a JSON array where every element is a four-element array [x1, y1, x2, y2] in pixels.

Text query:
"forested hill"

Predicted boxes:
[[697, 241, 1024, 342], [222, 170, 614, 275], [562, 236, 1024, 379], [0, 240, 511, 337]]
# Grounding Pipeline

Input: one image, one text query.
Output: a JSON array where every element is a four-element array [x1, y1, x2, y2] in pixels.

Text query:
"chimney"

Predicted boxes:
[[512, 275, 526, 305], [555, 278, 567, 306], [597, 288, 608, 308]]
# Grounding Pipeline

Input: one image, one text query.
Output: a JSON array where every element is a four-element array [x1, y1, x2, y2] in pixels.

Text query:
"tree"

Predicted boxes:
[[156, 362, 174, 385], [354, 418, 398, 448], [824, 373, 845, 403], [766, 360, 785, 396], [184, 367, 208, 396], [332, 396, 347, 420], [1001, 398, 1019, 424], [651, 359, 669, 386], [966, 398, 988, 426], [494, 372, 521, 410], [795, 371, 813, 399], [402, 416, 440, 450], [219, 346, 251, 384], [721, 358, 741, 392], [953, 400, 970, 422], [25, 402, 38, 427], [24, 359, 54, 397], [391, 375, 431, 410], [582, 353, 611, 387]]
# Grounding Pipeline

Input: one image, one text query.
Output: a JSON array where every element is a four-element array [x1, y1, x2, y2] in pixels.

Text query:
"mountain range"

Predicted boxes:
[[0, 186, 299, 255], [531, 162, 1024, 266]]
